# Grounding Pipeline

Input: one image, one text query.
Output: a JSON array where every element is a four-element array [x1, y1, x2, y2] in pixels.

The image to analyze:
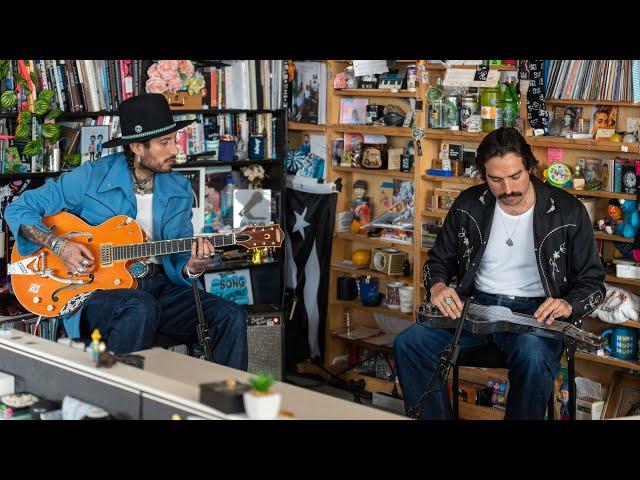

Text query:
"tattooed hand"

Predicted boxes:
[[57, 241, 95, 274], [19, 225, 95, 275]]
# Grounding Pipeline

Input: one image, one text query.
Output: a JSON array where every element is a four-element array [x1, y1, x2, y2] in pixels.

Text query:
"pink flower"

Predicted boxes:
[[147, 63, 161, 79], [177, 60, 194, 77], [157, 60, 179, 80], [145, 77, 168, 94], [167, 76, 185, 93]]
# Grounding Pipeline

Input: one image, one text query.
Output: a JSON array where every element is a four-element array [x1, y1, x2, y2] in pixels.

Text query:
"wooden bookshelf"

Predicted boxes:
[[333, 89, 418, 98], [564, 189, 637, 201], [424, 129, 487, 141], [545, 99, 640, 107], [332, 166, 414, 179], [334, 232, 414, 253], [526, 135, 640, 154], [421, 174, 484, 185], [422, 209, 449, 218], [576, 351, 640, 371], [593, 232, 634, 243], [330, 264, 413, 284], [288, 122, 327, 132], [330, 124, 414, 137], [604, 274, 640, 288], [333, 300, 415, 319]]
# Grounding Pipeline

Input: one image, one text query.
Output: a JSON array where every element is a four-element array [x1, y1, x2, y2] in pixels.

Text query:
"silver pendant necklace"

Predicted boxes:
[[498, 184, 532, 247]]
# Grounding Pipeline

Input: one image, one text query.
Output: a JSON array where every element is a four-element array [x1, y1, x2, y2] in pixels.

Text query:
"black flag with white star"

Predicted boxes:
[[285, 177, 338, 366]]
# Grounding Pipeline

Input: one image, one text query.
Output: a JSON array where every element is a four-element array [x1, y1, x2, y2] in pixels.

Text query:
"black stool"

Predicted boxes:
[[451, 342, 575, 420]]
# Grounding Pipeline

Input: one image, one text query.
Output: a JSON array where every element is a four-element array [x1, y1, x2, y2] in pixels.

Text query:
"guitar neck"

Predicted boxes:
[[111, 233, 236, 261]]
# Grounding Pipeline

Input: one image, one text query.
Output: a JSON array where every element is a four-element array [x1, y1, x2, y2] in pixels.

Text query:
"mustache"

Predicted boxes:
[[498, 192, 523, 200]]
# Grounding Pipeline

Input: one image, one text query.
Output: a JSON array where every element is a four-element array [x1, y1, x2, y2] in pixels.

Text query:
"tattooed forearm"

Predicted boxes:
[[19, 225, 61, 249]]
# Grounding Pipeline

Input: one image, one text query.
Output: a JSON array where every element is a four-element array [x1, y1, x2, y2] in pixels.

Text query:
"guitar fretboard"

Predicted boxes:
[[111, 234, 235, 261]]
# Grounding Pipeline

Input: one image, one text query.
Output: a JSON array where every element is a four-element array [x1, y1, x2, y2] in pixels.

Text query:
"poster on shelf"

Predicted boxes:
[[204, 269, 254, 305]]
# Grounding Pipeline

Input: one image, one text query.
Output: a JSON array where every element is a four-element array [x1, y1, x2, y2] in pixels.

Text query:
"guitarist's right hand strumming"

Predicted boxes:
[[430, 282, 463, 319], [19, 225, 95, 275]]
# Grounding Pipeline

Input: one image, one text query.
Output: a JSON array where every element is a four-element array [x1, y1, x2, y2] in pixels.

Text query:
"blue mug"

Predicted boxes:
[[601, 326, 639, 360], [357, 276, 379, 304]]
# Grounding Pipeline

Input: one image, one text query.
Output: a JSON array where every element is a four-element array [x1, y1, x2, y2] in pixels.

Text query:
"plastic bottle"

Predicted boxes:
[[480, 85, 504, 133], [220, 176, 235, 226], [502, 75, 519, 128]]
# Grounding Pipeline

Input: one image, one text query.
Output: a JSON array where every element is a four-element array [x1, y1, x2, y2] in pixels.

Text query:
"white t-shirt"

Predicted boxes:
[[473, 201, 545, 297], [135, 193, 160, 264]]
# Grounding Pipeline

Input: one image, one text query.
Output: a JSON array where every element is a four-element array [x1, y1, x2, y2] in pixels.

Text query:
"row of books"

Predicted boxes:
[[177, 112, 279, 159], [545, 60, 640, 102], [0, 60, 149, 114], [207, 60, 288, 111]]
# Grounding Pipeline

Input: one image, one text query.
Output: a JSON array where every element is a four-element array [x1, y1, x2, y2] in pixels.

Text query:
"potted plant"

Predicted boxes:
[[242, 372, 281, 420], [144, 60, 206, 110], [0, 60, 62, 168]]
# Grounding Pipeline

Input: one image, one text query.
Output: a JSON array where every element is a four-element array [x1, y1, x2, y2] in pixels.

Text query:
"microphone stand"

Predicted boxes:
[[191, 276, 215, 363], [410, 297, 472, 419]]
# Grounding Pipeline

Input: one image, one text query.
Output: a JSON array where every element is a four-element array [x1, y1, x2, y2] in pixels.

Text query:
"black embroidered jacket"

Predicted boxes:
[[423, 175, 606, 327]]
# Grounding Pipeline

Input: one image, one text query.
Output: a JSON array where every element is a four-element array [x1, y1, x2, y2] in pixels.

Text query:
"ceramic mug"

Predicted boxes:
[[386, 282, 405, 310], [358, 276, 379, 304], [337, 277, 358, 301], [601, 326, 638, 360], [399, 286, 414, 313]]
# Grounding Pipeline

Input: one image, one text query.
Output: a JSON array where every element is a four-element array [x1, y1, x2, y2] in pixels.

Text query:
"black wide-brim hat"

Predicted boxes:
[[102, 93, 196, 148]]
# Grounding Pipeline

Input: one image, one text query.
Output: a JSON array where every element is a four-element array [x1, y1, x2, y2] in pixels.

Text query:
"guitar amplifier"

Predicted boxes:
[[246, 305, 284, 381]]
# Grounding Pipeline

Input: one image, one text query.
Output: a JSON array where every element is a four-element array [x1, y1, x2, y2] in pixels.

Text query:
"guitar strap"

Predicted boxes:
[[58, 291, 97, 317]]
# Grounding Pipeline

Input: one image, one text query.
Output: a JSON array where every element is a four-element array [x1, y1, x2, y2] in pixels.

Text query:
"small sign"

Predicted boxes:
[[473, 65, 489, 82], [547, 148, 564, 165]]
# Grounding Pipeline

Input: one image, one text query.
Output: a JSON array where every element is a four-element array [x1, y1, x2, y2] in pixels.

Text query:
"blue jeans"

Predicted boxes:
[[392, 291, 564, 420], [79, 272, 248, 370]]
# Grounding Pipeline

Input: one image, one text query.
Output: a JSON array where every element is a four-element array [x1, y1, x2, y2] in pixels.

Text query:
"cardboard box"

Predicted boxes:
[[163, 91, 202, 110], [613, 259, 640, 279], [576, 396, 604, 420]]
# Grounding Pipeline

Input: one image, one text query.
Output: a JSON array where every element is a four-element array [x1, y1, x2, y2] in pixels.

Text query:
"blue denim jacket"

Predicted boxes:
[[4, 152, 193, 339]]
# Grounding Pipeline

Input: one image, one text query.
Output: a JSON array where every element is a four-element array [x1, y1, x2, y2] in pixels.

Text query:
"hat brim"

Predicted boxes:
[[102, 119, 196, 149]]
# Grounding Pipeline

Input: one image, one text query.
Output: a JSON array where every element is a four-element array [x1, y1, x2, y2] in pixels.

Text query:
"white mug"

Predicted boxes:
[[399, 286, 414, 313]]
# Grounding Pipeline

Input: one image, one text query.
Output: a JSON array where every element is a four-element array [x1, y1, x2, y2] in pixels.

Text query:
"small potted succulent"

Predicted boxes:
[[242, 372, 281, 420]]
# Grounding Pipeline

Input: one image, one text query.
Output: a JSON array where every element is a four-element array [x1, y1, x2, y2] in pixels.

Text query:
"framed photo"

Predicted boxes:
[[339, 98, 368, 125], [80, 125, 110, 164], [590, 105, 618, 138], [174, 167, 206, 233], [552, 106, 582, 136], [434, 187, 461, 210], [233, 188, 271, 228], [604, 372, 640, 419]]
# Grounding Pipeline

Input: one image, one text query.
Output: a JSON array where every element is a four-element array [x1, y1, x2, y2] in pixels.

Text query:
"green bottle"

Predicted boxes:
[[502, 75, 518, 128], [480, 85, 503, 133]]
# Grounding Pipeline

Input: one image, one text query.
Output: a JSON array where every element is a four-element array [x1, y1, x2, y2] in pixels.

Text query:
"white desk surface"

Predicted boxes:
[[136, 347, 405, 420], [0, 332, 404, 420]]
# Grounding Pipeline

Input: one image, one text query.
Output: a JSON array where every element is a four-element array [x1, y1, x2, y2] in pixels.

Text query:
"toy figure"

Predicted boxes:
[[557, 382, 570, 420], [350, 180, 371, 234], [597, 199, 624, 235], [91, 329, 101, 363]]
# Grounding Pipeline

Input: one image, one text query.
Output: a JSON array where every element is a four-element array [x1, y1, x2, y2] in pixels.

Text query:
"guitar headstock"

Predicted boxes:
[[234, 224, 285, 250]]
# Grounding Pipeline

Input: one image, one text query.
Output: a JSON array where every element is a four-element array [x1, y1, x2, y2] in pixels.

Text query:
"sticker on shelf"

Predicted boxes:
[[621, 144, 629, 152]]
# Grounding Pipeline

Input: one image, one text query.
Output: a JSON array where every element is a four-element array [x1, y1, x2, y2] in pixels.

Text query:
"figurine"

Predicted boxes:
[[557, 382, 570, 420], [597, 199, 638, 238], [91, 329, 101, 363], [350, 180, 371, 234]]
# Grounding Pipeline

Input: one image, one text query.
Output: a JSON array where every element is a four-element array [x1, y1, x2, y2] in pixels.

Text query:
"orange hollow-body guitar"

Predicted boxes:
[[9, 212, 284, 318]]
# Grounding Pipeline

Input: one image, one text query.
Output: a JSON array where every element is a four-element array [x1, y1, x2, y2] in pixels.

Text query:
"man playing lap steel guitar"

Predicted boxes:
[[393, 127, 605, 419], [5, 94, 247, 369]]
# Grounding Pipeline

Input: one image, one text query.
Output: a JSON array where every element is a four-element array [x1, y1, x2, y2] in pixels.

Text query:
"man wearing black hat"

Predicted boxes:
[[5, 94, 248, 369]]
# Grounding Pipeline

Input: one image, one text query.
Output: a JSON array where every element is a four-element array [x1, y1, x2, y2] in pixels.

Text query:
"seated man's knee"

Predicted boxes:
[[120, 291, 160, 330]]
